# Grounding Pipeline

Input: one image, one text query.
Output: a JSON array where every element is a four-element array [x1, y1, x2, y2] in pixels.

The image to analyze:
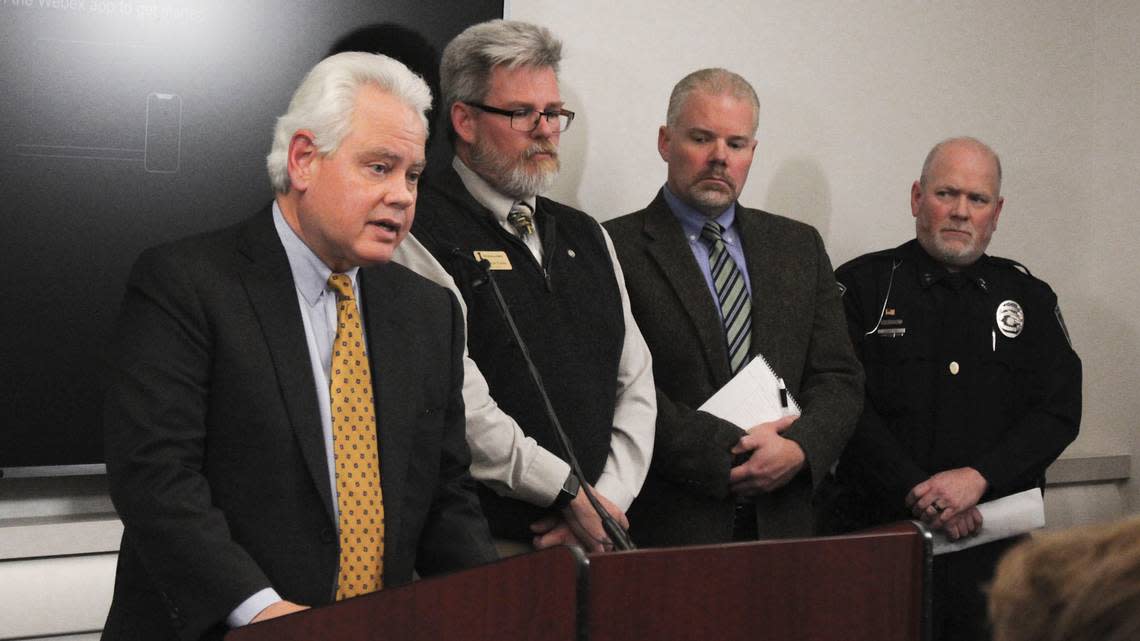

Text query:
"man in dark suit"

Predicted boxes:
[[605, 68, 863, 546], [101, 52, 496, 641]]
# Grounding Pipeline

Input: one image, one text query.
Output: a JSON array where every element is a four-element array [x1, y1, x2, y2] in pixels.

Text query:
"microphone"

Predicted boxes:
[[449, 246, 636, 551]]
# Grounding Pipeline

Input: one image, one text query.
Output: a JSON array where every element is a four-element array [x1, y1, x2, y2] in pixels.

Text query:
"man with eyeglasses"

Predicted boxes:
[[412, 20, 656, 555]]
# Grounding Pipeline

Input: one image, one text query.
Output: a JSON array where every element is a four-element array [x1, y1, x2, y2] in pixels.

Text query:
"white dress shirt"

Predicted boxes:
[[389, 157, 656, 511]]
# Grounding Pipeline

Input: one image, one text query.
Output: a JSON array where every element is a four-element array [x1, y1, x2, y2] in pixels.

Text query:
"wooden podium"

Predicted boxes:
[[587, 521, 931, 641], [227, 521, 929, 641]]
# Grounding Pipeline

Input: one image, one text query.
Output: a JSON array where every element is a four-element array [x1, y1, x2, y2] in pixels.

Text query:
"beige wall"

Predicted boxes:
[[509, 0, 1140, 515], [3, 4, 1137, 637]]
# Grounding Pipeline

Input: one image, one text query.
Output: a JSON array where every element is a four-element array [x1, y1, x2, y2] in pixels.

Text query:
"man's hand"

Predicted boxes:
[[250, 600, 309, 624], [728, 415, 803, 496], [530, 484, 628, 553], [906, 467, 988, 529], [941, 506, 983, 541]]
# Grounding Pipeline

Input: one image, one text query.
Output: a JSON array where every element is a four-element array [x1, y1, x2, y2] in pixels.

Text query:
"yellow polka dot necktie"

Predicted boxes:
[[327, 273, 384, 599]]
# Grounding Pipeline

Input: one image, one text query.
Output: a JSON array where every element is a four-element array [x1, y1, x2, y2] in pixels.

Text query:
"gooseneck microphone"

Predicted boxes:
[[450, 247, 636, 551]]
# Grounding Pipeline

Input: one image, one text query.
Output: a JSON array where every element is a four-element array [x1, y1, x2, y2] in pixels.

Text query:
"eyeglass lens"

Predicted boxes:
[[512, 110, 571, 133]]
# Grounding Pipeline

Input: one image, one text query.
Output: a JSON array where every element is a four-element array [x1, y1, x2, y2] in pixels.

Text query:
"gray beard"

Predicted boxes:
[[469, 140, 559, 199], [918, 234, 984, 270]]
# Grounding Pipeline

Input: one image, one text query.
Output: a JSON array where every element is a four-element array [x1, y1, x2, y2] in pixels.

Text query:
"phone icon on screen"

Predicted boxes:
[[145, 93, 182, 173]]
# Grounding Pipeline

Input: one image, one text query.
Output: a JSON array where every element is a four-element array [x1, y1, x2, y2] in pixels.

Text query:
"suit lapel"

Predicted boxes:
[[642, 192, 733, 385], [358, 265, 415, 553], [236, 208, 335, 524], [737, 209, 783, 372]]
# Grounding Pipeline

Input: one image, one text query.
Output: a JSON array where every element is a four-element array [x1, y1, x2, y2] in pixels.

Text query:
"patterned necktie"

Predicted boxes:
[[327, 273, 384, 599], [507, 201, 535, 238], [700, 221, 752, 374]]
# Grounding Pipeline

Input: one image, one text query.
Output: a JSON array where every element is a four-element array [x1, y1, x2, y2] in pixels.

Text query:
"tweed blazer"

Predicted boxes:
[[605, 190, 862, 545]]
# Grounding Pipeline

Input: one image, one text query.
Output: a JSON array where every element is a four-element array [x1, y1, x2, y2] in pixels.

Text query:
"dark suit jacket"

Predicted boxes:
[[604, 190, 863, 545], [101, 208, 495, 641]]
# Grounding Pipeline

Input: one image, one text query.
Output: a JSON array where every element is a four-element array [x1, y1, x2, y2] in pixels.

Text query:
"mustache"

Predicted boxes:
[[697, 169, 735, 189], [525, 142, 558, 159]]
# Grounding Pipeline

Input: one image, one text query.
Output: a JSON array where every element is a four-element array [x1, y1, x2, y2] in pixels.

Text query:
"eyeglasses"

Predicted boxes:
[[465, 102, 575, 133]]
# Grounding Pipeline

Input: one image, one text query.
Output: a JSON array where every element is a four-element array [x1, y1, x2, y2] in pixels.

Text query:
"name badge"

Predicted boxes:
[[473, 250, 512, 271]]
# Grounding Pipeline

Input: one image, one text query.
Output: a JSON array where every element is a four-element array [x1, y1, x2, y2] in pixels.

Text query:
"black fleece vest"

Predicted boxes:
[[415, 170, 625, 540]]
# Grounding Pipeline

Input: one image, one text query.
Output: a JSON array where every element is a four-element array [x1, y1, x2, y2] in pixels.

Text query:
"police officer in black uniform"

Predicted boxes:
[[829, 137, 1082, 641]]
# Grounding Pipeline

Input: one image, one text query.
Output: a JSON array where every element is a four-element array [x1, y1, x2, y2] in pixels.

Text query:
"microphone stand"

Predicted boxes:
[[456, 249, 635, 551]]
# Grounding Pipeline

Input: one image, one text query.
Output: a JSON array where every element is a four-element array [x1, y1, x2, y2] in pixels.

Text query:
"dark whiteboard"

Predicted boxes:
[[0, 0, 502, 473]]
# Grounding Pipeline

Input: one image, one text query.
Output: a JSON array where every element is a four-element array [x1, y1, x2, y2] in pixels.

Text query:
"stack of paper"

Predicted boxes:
[[932, 488, 1046, 555], [699, 355, 800, 429]]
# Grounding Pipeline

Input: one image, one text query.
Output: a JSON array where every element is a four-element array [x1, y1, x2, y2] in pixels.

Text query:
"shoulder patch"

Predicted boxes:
[[837, 281, 847, 297]]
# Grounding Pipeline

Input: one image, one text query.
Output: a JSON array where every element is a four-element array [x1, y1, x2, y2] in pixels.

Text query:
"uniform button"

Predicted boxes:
[[949, 361, 960, 375]]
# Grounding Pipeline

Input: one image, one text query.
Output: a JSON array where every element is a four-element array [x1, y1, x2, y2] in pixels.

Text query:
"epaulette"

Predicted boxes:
[[986, 255, 1062, 301], [988, 255, 1034, 278], [836, 246, 897, 273]]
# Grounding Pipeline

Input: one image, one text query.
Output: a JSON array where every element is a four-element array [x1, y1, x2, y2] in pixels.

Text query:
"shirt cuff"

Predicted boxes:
[[522, 448, 572, 507], [227, 587, 282, 628], [594, 471, 636, 512]]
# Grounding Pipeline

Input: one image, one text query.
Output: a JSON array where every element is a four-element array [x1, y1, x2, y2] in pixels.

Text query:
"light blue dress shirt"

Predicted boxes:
[[227, 203, 366, 627], [661, 185, 753, 323]]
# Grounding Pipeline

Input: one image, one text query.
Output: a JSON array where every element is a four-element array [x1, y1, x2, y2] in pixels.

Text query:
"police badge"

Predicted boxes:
[[996, 300, 1024, 338]]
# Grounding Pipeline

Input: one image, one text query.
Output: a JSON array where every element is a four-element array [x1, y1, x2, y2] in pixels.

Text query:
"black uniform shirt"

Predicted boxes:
[[833, 240, 1081, 525]]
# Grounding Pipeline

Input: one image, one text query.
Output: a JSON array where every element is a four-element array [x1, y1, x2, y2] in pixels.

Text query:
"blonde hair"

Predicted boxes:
[[666, 67, 760, 134], [989, 515, 1140, 641]]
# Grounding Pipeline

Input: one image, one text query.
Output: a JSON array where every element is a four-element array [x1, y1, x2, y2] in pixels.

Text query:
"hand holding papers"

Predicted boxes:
[[704, 356, 805, 495], [699, 355, 800, 428], [932, 488, 1046, 556]]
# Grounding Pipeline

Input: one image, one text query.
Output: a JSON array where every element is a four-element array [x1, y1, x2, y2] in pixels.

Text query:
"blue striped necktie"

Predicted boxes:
[[701, 221, 752, 374]]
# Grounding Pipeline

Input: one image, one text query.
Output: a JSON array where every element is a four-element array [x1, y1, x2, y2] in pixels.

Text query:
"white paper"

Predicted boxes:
[[932, 488, 1045, 556], [699, 355, 800, 429]]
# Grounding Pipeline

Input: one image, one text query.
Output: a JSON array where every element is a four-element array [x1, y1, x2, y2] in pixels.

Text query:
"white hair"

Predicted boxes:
[[266, 51, 432, 193]]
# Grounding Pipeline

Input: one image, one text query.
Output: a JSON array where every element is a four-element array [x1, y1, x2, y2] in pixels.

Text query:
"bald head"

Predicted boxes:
[[920, 137, 1003, 196], [911, 136, 1005, 269]]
